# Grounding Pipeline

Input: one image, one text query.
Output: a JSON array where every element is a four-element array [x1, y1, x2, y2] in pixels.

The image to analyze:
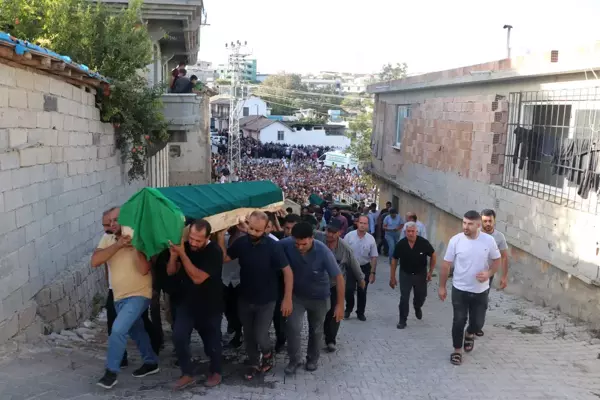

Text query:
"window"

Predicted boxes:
[[395, 106, 411, 147], [243, 107, 249, 117], [392, 195, 399, 211], [503, 89, 600, 214], [277, 131, 285, 141]]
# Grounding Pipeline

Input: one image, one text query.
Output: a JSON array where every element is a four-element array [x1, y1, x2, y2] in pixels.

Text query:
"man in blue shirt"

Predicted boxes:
[[280, 222, 345, 374], [217, 211, 293, 380], [383, 208, 404, 264]]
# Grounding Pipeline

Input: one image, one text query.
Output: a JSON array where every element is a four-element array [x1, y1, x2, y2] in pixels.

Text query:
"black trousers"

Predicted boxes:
[[399, 270, 427, 323], [451, 287, 488, 349], [223, 283, 242, 335], [345, 263, 371, 316], [324, 286, 340, 345], [173, 305, 223, 376], [273, 276, 286, 345], [106, 289, 162, 357]]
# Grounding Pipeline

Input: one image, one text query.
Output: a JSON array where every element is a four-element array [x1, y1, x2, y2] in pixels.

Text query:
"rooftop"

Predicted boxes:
[[368, 42, 600, 94], [0, 31, 107, 88]]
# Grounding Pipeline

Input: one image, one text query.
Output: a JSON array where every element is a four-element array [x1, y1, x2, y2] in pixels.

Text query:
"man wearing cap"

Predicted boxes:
[[315, 219, 365, 352], [343, 215, 378, 321]]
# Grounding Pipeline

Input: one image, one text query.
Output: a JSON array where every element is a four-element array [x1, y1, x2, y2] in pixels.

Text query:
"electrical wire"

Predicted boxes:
[[252, 92, 347, 110], [251, 85, 366, 100]]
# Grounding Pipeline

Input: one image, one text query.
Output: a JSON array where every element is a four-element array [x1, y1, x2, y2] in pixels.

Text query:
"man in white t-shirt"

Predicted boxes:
[[438, 210, 500, 366]]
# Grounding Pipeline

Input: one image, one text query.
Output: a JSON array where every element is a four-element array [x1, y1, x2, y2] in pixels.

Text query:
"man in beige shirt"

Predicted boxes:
[[91, 207, 159, 390]]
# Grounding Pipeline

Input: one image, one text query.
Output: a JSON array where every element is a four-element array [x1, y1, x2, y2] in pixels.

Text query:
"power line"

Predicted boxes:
[[250, 85, 367, 100], [262, 100, 330, 116], [254, 92, 347, 110]]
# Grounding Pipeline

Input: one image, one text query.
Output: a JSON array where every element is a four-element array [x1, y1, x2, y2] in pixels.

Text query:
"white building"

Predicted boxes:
[[240, 96, 269, 118], [187, 60, 216, 83], [240, 116, 350, 149]]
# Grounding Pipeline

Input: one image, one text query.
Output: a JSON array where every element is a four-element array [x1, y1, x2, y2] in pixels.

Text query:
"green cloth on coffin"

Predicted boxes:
[[308, 193, 324, 206], [157, 180, 283, 220], [118, 187, 185, 259]]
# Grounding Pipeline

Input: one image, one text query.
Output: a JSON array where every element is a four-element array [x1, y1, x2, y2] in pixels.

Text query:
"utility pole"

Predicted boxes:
[[225, 40, 250, 180], [503, 25, 513, 59]]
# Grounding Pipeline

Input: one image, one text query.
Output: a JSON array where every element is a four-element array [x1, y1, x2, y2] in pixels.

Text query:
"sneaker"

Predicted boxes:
[[284, 361, 302, 375], [97, 370, 118, 389], [415, 308, 423, 320], [326, 343, 336, 353], [204, 373, 222, 387], [305, 361, 318, 372], [132, 363, 160, 378], [397, 322, 407, 329], [357, 314, 367, 322], [344, 310, 351, 319]]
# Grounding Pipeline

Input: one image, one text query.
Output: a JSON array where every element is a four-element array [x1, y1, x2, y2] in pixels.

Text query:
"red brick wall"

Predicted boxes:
[[401, 95, 509, 183]]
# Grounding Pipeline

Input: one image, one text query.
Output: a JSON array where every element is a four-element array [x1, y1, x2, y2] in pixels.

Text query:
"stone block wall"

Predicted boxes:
[[0, 62, 143, 343]]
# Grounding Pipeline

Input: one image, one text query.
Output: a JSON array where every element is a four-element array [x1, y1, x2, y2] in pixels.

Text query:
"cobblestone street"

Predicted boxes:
[[1, 257, 600, 400]]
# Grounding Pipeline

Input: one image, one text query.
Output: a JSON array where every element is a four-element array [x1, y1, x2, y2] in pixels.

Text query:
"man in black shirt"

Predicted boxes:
[[217, 211, 293, 380], [168, 219, 224, 389], [389, 221, 437, 330]]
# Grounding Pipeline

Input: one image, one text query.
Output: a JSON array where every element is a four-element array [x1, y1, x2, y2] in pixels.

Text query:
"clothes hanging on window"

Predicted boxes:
[[512, 127, 544, 175], [552, 138, 600, 199]]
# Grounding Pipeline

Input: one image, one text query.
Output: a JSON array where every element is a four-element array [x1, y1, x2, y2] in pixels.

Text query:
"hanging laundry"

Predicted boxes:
[[552, 138, 600, 199], [512, 127, 544, 175]]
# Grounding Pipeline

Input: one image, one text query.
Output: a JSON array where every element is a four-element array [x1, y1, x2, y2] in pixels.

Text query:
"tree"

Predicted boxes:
[[0, 0, 168, 181], [378, 62, 408, 82], [347, 110, 373, 165]]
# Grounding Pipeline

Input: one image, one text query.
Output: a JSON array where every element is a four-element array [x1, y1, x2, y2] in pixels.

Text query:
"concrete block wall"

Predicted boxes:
[[0, 63, 143, 343], [397, 95, 508, 184]]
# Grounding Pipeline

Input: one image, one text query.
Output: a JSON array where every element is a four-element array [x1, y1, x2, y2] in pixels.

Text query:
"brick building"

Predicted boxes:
[[367, 43, 600, 324]]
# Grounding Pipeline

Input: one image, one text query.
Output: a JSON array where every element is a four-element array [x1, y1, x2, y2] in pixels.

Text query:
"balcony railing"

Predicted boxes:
[[161, 94, 203, 130]]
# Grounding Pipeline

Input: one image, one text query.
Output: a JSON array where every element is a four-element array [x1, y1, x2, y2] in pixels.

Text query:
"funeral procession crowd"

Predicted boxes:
[[92, 197, 510, 391]]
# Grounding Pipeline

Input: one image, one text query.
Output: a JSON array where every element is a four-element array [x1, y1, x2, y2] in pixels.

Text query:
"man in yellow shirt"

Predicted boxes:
[[91, 207, 159, 389]]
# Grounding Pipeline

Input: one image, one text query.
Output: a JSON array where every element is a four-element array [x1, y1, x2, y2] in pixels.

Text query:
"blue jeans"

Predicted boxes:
[[385, 231, 400, 263], [106, 296, 158, 373]]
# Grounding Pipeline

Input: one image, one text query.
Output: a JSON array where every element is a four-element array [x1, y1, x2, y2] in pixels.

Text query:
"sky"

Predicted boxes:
[[200, 0, 600, 76]]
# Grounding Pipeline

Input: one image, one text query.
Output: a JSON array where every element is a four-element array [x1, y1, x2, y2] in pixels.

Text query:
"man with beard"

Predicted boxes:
[[389, 222, 436, 329], [168, 219, 224, 389], [439, 210, 500, 366], [92, 208, 159, 389], [281, 222, 344, 374], [477, 209, 509, 337], [314, 219, 365, 352], [217, 211, 293, 380]]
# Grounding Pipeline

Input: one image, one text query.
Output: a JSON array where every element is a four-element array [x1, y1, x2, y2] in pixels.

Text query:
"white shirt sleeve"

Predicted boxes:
[[443, 236, 457, 263]]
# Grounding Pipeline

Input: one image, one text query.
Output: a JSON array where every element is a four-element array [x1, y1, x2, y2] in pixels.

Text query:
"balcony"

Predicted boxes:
[[97, 0, 203, 64], [162, 94, 204, 130]]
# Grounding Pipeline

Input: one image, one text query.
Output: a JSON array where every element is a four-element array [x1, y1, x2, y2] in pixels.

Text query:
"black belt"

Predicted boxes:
[[401, 270, 426, 276]]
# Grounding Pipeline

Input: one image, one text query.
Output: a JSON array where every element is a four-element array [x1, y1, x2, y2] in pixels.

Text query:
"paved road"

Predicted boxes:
[[1, 257, 600, 400]]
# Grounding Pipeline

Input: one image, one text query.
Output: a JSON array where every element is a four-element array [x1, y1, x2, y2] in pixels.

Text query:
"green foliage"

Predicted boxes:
[[347, 111, 373, 165], [256, 73, 342, 116], [216, 78, 231, 85], [0, 0, 166, 182], [378, 62, 408, 82]]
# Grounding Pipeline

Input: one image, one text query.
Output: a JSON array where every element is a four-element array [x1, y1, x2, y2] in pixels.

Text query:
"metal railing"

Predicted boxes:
[[502, 88, 600, 214]]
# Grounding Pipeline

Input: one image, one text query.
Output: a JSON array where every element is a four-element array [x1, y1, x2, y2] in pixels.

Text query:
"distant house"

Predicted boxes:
[[240, 116, 350, 149], [210, 95, 269, 131]]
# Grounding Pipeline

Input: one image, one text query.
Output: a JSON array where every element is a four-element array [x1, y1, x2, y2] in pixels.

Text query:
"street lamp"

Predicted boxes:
[[503, 25, 513, 59]]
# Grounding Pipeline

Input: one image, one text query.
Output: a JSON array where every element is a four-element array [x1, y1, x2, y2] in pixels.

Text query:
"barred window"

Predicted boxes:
[[503, 89, 600, 214]]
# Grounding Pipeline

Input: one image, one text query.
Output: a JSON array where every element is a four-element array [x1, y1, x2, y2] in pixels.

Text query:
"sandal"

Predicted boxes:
[[244, 366, 261, 381], [261, 352, 274, 373], [475, 331, 484, 337], [450, 352, 462, 365], [463, 335, 475, 352]]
